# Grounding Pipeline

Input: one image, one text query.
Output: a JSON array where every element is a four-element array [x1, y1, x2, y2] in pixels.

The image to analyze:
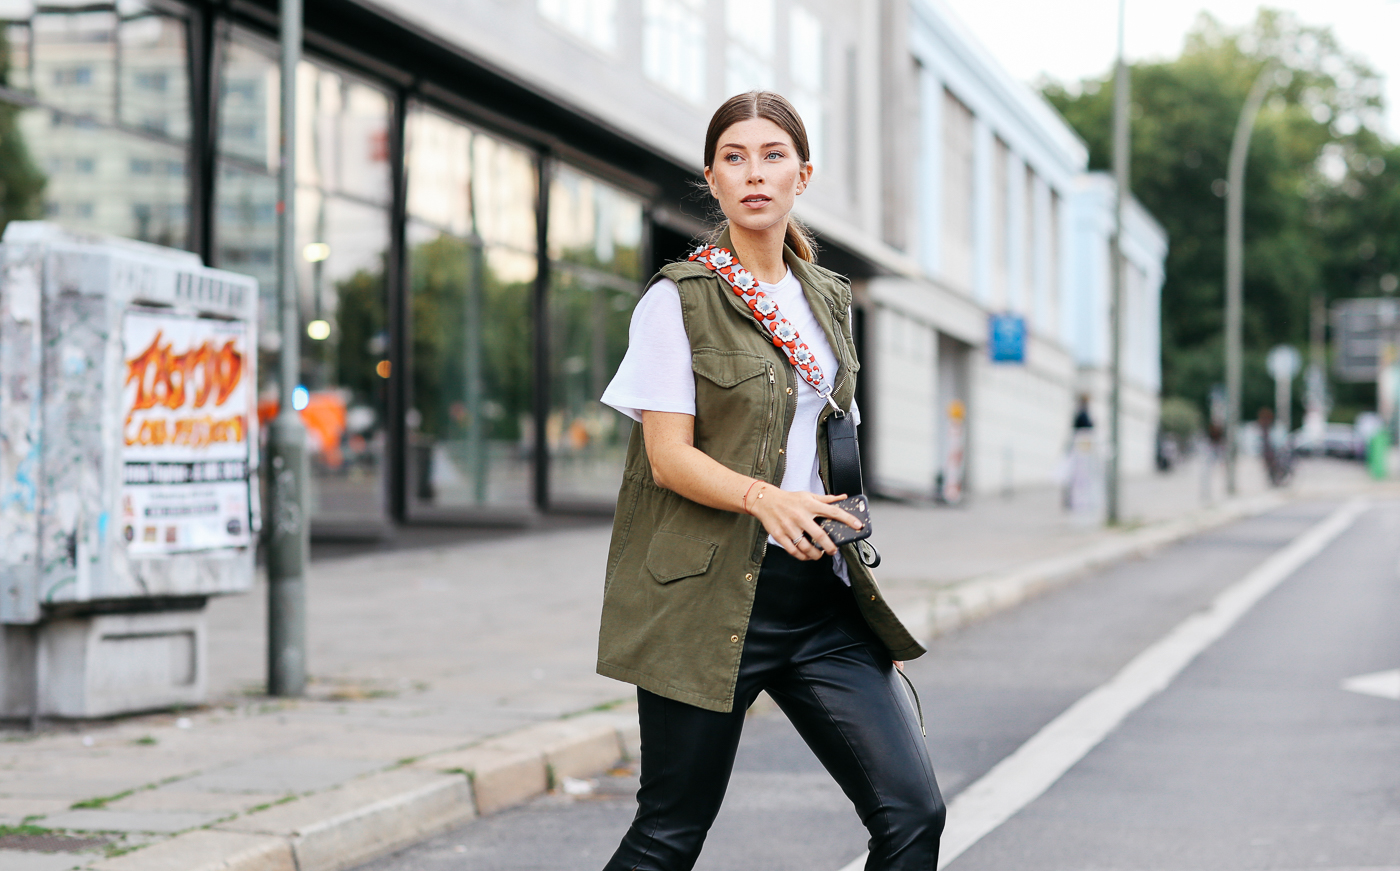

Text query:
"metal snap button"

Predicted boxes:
[[730, 635, 739, 643]]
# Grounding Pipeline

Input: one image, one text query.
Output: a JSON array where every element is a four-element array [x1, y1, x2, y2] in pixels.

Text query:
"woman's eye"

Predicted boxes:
[[766, 151, 785, 161], [725, 152, 742, 162]]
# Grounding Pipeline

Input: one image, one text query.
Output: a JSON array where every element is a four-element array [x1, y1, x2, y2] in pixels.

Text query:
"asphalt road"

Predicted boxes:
[[355, 498, 1400, 871]]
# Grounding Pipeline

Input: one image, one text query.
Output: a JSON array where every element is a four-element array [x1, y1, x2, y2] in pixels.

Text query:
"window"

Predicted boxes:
[[1023, 164, 1037, 315], [941, 89, 975, 292], [53, 67, 92, 86], [538, 0, 617, 52], [788, 5, 825, 169], [547, 164, 645, 504], [1047, 189, 1061, 337], [404, 106, 540, 513], [990, 136, 1009, 308], [213, 29, 394, 526], [643, 0, 705, 103], [1, 3, 191, 248], [134, 71, 167, 92], [726, 0, 775, 94]]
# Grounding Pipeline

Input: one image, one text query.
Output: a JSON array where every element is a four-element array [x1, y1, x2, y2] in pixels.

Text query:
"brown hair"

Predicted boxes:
[[703, 91, 819, 263]]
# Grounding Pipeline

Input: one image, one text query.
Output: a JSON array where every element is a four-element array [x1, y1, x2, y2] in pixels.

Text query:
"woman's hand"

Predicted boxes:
[[638, 411, 862, 561], [750, 488, 863, 561]]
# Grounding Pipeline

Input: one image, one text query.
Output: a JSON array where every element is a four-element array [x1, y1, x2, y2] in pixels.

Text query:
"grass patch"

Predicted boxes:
[[561, 697, 630, 719], [71, 788, 135, 810], [0, 824, 51, 837], [132, 735, 157, 746]]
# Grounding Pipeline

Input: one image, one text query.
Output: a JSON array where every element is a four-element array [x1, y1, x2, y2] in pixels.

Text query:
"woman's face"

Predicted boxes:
[[704, 117, 812, 236]]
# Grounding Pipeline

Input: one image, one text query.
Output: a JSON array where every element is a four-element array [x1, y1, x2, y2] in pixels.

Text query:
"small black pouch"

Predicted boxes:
[[819, 494, 872, 547]]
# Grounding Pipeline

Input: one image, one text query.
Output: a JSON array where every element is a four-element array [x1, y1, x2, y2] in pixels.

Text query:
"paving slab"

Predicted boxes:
[[39, 809, 224, 834], [0, 851, 90, 871], [104, 789, 281, 814], [171, 756, 384, 795]]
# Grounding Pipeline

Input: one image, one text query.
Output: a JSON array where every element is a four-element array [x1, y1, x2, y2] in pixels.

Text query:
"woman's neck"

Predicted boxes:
[[728, 221, 788, 284]]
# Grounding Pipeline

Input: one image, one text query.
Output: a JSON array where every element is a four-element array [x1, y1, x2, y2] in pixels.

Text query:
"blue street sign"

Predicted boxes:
[[989, 312, 1026, 363]]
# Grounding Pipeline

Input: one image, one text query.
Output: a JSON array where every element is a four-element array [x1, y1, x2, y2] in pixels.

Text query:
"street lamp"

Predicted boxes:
[[1223, 62, 1280, 496], [266, 0, 308, 698], [1106, 0, 1128, 525]]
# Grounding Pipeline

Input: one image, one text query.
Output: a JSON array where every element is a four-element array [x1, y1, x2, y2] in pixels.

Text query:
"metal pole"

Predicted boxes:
[[266, 0, 307, 697], [1106, 0, 1128, 525], [1224, 63, 1275, 497]]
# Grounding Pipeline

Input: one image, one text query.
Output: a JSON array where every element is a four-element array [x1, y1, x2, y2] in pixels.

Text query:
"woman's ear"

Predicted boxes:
[[703, 165, 717, 198]]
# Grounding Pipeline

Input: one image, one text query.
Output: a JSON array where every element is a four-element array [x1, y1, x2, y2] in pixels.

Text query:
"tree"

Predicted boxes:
[[1043, 9, 1389, 421], [0, 28, 46, 234]]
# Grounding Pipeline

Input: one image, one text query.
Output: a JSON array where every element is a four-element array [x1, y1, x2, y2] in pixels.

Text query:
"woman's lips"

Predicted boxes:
[[741, 195, 771, 208]]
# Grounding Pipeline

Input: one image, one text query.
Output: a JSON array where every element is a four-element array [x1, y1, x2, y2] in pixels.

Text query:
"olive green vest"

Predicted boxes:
[[596, 237, 925, 713]]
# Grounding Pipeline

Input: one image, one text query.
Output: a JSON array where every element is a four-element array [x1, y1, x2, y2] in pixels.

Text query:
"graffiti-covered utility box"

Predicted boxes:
[[0, 222, 260, 718]]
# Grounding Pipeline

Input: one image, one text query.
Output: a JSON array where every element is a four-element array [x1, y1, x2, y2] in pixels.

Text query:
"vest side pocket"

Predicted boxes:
[[645, 531, 718, 584]]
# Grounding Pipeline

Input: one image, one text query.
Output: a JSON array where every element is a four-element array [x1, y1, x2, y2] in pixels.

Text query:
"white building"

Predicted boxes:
[[862, 0, 1168, 498], [1, 0, 1167, 524]]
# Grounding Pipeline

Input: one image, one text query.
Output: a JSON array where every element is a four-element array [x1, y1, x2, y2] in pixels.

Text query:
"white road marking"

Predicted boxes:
[[1341, 669, 1400, 701], [835, 499, 1367, 871]]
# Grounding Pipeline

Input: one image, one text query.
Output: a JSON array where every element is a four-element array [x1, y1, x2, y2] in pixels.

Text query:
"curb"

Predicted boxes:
[[79, 492, 1287, 871], [83, 708, 640, 871], [901, 492, 1287, 642]]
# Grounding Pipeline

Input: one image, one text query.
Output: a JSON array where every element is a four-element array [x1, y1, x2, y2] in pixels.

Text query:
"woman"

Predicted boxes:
[[597, 91, 944, 870]]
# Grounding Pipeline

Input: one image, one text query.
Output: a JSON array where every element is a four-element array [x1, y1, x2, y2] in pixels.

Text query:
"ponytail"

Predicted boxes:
[[783, 217, 818, 263]]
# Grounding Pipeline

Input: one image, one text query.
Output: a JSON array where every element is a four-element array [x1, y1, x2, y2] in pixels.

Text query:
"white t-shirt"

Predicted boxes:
[[601, 267, 860, 580]]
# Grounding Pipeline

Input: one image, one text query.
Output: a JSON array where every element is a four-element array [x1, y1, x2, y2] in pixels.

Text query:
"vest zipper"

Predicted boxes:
[[758, 364, 776, 472]]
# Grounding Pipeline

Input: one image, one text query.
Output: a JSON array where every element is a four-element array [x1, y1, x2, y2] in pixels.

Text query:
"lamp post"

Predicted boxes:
[[266, 0, 308, 697], [1106, 0, 1128, 525], [1223, 62, 1277, 496]]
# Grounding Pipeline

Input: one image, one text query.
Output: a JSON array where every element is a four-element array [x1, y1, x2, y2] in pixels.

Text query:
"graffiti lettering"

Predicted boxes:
[[124, 413, 247, 448], [125, 332, 244, 413]]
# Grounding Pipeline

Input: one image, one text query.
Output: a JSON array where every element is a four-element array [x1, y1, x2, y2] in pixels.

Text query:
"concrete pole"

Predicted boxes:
[[1224, 63, 1275, 496], [266, 0, 308, 697], [1106, 0, 1128, 526]]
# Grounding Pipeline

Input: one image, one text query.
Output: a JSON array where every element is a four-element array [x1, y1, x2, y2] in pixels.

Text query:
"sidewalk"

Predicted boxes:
[[0, 457, 1385, 871]]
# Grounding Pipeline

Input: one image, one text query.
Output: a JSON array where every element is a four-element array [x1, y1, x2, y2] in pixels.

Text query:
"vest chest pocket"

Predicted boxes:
[[691, 350, 775, 475], [692, 350, 768, 387]]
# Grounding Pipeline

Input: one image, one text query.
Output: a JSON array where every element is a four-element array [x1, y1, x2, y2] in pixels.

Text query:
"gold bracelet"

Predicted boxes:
[[742, 480, 763, 514]]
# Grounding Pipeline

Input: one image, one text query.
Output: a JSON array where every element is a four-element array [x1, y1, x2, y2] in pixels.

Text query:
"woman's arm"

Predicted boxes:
[[640, 410, 862, 562]]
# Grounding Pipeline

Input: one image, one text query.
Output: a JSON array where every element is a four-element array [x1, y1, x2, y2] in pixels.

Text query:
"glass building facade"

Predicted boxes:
[[0, 0, 681, 533]]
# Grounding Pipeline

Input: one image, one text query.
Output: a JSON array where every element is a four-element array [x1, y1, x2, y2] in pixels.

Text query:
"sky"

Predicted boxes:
[[939, 0, 1400, 142]]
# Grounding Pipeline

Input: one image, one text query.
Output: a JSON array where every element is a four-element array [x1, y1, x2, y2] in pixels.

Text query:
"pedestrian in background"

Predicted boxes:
[[596, 91, 944, 870], [1064, 394, 1098, 517]]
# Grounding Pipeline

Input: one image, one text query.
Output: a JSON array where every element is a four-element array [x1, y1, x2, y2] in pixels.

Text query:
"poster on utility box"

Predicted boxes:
[[121, 309, 253, 555]]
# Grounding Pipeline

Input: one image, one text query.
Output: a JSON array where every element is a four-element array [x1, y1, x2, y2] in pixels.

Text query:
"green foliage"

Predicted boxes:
[[330, 263, 388, 408], [407, 234, 534, 441], [0, 29, 46, 234], [1158, 396, 1204, 439], [1043, 9, 1392, 418]]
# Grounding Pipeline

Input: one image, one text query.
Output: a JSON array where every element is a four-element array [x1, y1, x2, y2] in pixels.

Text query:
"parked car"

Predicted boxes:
[[1290, 423, 1362, 459]]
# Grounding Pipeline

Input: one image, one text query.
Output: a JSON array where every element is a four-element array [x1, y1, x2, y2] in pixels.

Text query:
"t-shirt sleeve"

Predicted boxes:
[[600, 278, 696, 422]]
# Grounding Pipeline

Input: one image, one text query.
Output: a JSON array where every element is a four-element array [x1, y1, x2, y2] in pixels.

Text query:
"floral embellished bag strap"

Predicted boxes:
[[687, 243, 842, 415]]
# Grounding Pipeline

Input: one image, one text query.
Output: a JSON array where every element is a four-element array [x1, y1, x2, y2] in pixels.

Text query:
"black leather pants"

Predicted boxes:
[[603, 549, 944, 871]]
